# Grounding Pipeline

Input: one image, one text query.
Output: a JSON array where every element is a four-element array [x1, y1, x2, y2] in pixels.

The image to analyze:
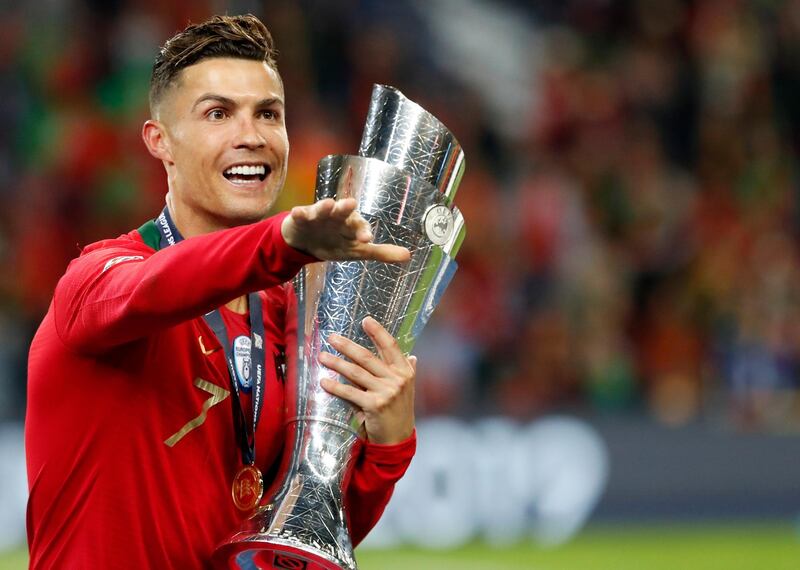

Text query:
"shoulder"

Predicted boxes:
[[62, 228, 155, 280]]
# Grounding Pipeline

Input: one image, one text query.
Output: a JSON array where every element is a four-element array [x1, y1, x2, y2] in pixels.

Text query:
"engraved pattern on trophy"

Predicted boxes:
[[262, 425, 357, 567], [215, 84, 467, 570], [315, 155, 449, 234], [316, 223, 419, 344], [358, 85, 465, 202], [311, 222, 420, 357]]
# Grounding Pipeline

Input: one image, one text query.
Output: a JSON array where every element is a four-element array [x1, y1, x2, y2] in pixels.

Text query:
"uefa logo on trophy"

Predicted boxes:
[[214, 84, 466, 569]]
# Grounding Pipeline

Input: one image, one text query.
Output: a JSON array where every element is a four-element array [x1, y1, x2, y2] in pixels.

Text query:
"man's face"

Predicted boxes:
[[156, 57, 288, 228]]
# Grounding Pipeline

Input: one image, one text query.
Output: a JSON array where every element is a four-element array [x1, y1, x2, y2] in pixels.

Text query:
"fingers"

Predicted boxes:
[[304, 198, 374, 243], [319, 350, 381, 390], [322, 242, 410, 263], [291, 199, 334, 223], [330, 197, 357, 220], [349, 213, 374, 243], [333, 199, 372, 243], [355, 243, 411, 263], [320, 325, 416, 446], [287, 198, 412, 263], [289, 205, 311, 223], [361, 316, 409, 368], [337, 209, 372, 243], [312, 198, 372, 244], [320, 378, 370, 409], [326, 319, 413, 377], [328, 333, 386, 377]]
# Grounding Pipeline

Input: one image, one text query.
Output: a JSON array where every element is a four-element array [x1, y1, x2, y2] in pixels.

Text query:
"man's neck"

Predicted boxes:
[[165, 193, 224, 239], [225, 295, 248, 315]]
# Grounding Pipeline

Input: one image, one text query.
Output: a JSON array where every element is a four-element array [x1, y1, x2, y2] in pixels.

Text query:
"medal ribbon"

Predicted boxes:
[[154, 207, 265, 466]]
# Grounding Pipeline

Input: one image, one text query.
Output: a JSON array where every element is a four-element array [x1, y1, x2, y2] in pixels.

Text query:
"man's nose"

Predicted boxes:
[[233, 117, 267, 149]]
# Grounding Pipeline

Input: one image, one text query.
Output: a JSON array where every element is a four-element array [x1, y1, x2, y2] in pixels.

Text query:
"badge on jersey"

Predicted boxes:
[[233, 335, 253, 392], [102, 255, 144, 273]]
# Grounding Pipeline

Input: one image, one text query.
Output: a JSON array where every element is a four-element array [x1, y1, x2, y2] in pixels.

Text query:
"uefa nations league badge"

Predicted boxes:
[[233, 335, 252, 392], [423, 204, 454, 246]]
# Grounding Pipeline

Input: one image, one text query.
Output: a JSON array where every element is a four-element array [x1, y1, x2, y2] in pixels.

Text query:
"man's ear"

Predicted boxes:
[[142, 119, 173, 164]]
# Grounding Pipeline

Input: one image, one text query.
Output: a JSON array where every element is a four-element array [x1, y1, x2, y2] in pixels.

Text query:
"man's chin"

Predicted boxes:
[[210, 197, 277, 228], [222, 207, 274, 226]]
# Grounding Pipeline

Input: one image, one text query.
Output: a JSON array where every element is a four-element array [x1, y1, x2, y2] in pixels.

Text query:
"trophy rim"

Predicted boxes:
[[214, 534, 354, 570], [369, 83, 464, 154]]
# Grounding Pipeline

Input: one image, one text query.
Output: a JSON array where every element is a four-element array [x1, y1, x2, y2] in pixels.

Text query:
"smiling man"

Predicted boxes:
[[25, 14, 417, 569]]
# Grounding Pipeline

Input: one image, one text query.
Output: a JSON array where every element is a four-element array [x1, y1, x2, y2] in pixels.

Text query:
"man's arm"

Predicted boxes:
[[55, 198, 409, 354], [54, 212, 311, 353], [345, 432, 416, 546]]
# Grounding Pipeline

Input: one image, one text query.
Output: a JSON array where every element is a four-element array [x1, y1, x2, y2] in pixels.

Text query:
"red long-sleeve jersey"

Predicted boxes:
[[25, 211, 415, 569]]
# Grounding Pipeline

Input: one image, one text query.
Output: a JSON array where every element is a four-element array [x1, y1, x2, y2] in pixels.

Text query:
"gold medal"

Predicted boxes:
[[232, 465, 263, 511]]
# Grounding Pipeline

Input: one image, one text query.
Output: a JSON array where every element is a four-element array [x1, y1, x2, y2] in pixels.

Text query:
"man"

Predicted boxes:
[[26, 14, 417, 569]]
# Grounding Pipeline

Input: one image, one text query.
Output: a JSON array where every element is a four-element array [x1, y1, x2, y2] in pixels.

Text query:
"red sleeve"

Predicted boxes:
[[53, 212, 317, 353], [344, 430, 416, 546]]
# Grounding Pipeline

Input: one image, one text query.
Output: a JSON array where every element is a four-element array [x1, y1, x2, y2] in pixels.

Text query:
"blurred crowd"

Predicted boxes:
[[1, 0, 799, 430]]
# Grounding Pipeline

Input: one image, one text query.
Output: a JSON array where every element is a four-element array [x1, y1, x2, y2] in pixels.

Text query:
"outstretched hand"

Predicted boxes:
[[281, 198, 411, 263]]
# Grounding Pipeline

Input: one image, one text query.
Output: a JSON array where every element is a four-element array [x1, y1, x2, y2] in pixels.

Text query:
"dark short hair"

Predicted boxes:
[[149, 14, 278, 115]]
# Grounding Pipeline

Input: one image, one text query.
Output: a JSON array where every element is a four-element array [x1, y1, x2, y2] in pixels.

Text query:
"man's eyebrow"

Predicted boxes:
[[191, 94, 284, 111], [255, 97, 284, 108], [191, 94, 235, 111]]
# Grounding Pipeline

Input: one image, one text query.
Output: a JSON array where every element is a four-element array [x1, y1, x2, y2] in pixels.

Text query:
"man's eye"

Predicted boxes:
[[207, 109, 227, 120], [260, 110, 279, 120]]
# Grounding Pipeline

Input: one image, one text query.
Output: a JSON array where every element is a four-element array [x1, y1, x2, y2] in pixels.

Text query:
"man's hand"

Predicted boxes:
[[281, 198, 411, 262], [319, 317, 416, 445]]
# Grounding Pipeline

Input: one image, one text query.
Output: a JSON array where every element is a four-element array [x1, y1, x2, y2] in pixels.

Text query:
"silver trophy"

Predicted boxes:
[[214, 85, 466, 569]]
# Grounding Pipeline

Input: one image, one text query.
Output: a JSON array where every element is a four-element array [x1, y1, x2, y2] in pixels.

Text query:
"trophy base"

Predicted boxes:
[[213, 536, 354, 570]]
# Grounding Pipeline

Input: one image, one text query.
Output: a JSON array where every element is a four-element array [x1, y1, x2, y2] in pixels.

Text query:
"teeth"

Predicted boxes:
[[224, 164, 267, 176]]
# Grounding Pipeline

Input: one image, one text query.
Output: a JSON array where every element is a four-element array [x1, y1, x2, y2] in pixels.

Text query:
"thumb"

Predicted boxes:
[[408, 355, 417, 372]]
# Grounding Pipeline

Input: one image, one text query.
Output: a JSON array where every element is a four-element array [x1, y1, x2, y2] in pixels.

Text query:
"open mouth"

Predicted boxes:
[[222, 164, 271, 184]]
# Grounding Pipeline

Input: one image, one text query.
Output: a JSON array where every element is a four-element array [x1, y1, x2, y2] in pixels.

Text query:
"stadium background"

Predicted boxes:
[[1, 0, 800, 568]]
